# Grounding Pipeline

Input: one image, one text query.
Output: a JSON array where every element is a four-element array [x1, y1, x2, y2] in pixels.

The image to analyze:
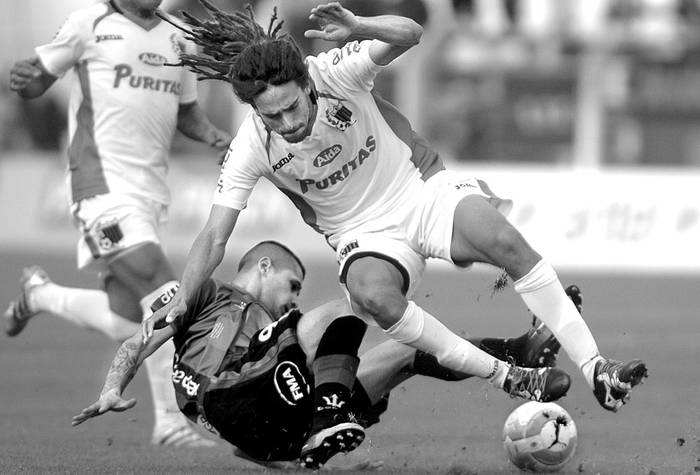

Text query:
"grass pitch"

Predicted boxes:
[[1, 250, 698, 474]]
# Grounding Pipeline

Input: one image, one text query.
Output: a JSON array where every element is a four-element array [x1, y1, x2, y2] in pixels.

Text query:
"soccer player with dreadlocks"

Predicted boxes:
[[149, 0, 647, 448]]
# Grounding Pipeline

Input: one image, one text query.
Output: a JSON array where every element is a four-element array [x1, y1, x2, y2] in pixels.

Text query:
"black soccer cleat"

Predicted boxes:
[[592, 358, 648, 412], [503, 366, 571, 403], [518, 284, 583, 368], [300, 403, 365, 470]]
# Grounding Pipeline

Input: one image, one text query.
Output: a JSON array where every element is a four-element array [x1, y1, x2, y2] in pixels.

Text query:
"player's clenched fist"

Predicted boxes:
[[9, 57, 43, 91]]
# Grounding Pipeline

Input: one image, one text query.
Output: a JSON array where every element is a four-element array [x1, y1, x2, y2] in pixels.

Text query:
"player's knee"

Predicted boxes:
[[350, 285, 405, 324], [100, 272, 143, 322], [107, 242, 175, 291], [489, 225, 539, 275]]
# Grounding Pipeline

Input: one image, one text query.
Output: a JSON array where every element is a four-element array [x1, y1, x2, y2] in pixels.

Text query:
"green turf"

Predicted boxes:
[[1, 250, 698, 474]]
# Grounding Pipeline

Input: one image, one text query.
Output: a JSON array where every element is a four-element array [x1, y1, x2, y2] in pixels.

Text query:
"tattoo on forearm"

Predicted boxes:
[[100, 340, 143, 396]]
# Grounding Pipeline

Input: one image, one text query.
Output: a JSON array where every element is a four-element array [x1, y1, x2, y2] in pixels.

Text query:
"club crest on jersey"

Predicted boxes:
[[325, 101, 356, 131], [169, 32, 185, 55], [273, 361, 310, 406], [94, 219, 124, 250], [313, 144, 342, 167]]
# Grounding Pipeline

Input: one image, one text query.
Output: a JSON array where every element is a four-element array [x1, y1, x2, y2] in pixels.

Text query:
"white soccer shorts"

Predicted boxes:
[[335, 170, 513, 300], [70, 193, 168, 270]]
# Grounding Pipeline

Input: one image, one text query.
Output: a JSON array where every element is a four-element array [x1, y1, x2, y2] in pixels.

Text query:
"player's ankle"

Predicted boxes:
[[489, 359, 511, 389], [580, 354, 603, 389]]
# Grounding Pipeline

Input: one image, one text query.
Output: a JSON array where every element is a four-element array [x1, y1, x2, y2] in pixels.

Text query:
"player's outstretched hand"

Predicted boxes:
[[305, 2, 358, 42], [72, 389, 136, 426], [9, 57, 43, 91], [142, 295, 187, 342]]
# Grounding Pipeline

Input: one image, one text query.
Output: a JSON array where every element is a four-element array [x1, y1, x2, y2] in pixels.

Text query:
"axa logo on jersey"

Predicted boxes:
[[296, 136, 376, 194]]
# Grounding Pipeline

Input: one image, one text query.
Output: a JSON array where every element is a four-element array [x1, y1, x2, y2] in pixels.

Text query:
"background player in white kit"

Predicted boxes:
[[148, 2, 647, 412], [5, 0, 231, 447]]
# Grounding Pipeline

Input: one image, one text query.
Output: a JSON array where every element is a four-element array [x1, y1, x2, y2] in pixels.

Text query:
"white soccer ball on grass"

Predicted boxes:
[[502, 401, 577, 472]]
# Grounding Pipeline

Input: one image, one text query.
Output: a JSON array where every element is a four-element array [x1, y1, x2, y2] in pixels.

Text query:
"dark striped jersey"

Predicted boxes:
[[170, 278, 275, 378]]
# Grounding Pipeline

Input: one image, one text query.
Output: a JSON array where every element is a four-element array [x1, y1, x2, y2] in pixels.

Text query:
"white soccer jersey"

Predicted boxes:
[[36, 1, 197, 205], [214, 40, 445, 249]]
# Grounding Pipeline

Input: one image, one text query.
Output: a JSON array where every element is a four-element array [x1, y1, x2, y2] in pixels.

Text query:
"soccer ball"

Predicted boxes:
[[502, 401, 577, 472]]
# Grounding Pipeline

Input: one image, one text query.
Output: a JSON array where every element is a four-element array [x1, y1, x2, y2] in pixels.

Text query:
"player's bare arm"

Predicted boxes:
[[9, 57, 58, 99], [155, 205, 239, 329], [177, 101, 232, 151], [72, 326, 174, 425], [304, 2, 423, 66]]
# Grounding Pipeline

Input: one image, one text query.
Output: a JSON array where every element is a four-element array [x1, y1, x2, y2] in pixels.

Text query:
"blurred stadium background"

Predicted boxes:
[[1, 1, 699, 473]]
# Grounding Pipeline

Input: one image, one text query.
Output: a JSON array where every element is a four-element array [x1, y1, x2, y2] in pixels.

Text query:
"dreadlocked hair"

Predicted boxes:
[[169, 0, 309, 105]]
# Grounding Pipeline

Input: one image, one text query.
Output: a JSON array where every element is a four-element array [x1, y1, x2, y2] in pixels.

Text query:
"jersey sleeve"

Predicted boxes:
[[170, 279, 217, 332], [35, 12, 89, 77], [311, 40, 385, 95], [211, 113, 266, 210]]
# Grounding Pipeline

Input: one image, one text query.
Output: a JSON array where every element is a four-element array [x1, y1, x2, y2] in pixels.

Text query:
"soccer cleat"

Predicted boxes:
[[503, 365, 571, 402], [152, 423, 218, 448], [519, 284, 583, 368], [592, 358, 648, 412], [300, 403, 365, 469], [4, 266, 51, 337]]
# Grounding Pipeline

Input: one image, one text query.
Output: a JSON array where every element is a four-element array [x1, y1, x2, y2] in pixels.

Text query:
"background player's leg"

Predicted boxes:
[[6, 266, 139, 340], [107, 242, 215, 447]]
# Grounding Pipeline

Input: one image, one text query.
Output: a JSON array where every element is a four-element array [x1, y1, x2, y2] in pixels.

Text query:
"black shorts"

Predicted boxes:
[[202, 311, 315, 461]]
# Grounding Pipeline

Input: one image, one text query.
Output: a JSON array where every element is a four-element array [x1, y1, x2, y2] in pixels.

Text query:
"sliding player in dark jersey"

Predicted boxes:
[[73, 240, 576, 469]]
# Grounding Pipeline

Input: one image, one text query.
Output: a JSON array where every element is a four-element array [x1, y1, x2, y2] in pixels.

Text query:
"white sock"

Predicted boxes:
[[140, 282, 184, 431], [30, 283, 139, 341], [514, 260, 600, 387], [385, 301, 510, 388]]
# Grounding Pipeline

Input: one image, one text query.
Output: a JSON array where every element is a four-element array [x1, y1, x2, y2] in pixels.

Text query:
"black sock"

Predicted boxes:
[[473, 336, 522, 362], [312, 316, 366, 409], [412, 350, 471, 381], [350, 380, 390, 428]]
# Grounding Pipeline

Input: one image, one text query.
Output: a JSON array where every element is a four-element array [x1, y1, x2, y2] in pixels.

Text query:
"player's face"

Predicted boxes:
[[259, 265, 304, 318], [254, 81, 315, 144]]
